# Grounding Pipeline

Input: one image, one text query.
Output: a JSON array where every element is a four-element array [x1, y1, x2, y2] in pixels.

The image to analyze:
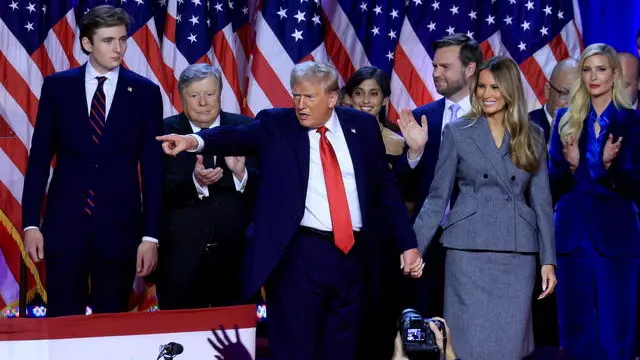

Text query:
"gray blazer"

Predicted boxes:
[[413, 117, 556, 266]]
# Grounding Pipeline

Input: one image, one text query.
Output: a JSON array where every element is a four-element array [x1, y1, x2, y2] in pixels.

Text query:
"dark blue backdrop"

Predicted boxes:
[[579, 0, 640, 54]]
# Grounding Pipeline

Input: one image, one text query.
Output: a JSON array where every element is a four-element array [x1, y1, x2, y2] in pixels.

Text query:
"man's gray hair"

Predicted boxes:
[[290, 61, 340, 93], [178, 64, 223, 94]]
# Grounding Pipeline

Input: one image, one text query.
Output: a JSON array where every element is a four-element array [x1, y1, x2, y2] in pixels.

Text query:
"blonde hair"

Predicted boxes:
[[466, 56, 542, 172], [558, 43, 632, 139]]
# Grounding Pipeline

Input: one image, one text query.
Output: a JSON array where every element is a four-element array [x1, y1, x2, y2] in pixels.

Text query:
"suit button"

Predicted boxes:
[[92, 164, 98, 168], [511, 175, 516, 181], [483, 174, 488, 179], [506, 196, 512, 202]]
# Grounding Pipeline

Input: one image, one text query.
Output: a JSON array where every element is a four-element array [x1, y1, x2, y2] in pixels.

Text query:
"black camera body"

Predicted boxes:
[[398, 309, 444, 354]]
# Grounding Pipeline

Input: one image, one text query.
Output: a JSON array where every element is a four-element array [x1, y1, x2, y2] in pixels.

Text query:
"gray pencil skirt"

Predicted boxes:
[[443, 249, 537, 360]]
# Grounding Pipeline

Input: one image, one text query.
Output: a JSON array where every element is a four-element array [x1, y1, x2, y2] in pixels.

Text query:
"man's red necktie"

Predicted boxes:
[[317, 126, 354, 254]]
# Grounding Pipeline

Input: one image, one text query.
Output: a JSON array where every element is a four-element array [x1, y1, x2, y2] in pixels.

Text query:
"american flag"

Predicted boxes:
[[0, 0, 582, 314]]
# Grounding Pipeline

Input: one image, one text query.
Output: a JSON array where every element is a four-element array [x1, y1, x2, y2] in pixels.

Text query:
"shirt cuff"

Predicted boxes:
[[187, 134, 204, 152], [24, 226, 39, 232], [142, 236, 158, 244], [407, 151, 422, 169], [233, 168, 248, 193], [193, 172, 209, 199]]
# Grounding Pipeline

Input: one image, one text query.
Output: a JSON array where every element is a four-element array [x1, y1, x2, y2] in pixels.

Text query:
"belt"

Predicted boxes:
[[298, 226, 360, 239]]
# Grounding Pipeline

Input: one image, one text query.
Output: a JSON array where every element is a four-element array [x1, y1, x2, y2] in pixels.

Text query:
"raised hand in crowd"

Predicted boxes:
[[602, 133, 623, 169], [157, 134, 199, 156], [561, 134, 580, 170], [397, 109, 429, 159], [194, 155, 224, 186], [207, 325, 252, 360]]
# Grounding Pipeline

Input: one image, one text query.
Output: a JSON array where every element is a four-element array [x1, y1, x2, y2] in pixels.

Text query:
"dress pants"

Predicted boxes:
[[266, 228, 365, 360]]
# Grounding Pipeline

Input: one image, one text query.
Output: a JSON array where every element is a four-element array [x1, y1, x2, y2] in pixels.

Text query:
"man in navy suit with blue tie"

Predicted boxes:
[[22, 6, 163, 317], [395, 34, 482, 320], [158, 61, 423, 360]]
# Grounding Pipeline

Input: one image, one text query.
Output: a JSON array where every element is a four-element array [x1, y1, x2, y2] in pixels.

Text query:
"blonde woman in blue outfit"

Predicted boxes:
[[549, 43, 640, 360]]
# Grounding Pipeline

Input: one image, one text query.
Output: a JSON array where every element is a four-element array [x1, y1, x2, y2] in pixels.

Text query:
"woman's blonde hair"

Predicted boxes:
[[467, 56, 542, 172], [558, 43, 631, 139]]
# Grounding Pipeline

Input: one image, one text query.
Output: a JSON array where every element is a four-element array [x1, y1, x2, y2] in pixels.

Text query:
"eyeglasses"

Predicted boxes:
[[548, 83, 570, 101]]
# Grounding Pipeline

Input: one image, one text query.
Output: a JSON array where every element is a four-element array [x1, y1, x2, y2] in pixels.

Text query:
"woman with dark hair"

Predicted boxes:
[[344, 67, 408, 360], [344, 66, 405, 167]]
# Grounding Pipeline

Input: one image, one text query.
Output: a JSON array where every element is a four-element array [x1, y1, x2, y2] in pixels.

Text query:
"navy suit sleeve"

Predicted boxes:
[[22, 77, 57, 228], [139, 84, 165, 239], [198, 112, 266, 156], [373, 121, 418, 253], [601, 110, 640, 202], [547, 108, 576, 203]]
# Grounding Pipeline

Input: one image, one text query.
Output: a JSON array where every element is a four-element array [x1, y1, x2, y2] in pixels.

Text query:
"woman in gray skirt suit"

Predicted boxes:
[[406, 56, 557, 360]]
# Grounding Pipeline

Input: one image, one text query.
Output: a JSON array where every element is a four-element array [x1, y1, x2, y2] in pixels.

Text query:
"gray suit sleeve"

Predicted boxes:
[[413, 123, 458, 255], [528, 139, 556, 266]]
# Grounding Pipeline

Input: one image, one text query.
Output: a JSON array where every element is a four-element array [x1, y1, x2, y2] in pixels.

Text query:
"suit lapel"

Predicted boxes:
[[71, 65, 95, 150], [177, 113, 194, 135], [219, 111, 230, 126], [470, 118, 511, 192], [103, 68, 130, 145], [428, 99, 446, 151], [337, 108, 367, 213], [291, 116, 311, 191]]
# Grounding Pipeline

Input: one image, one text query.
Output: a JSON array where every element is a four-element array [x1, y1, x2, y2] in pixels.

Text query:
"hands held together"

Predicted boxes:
[[401, 248, 425, 278]]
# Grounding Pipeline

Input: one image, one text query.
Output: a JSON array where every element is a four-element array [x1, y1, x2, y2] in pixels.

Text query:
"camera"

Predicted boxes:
[[398, 309, 444, 355]]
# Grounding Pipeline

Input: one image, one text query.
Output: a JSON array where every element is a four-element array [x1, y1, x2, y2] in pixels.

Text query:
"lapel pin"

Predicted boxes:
[[127, 87, 133, 92], [351, 128, 357, 133]]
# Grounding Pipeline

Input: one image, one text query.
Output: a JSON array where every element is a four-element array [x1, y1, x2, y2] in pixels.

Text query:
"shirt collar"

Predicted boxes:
[[444, 95, 471, 114], [588, 100, 616, 122], [85, 61, 119, 84], [310, 109, 340, 134], [188, 112, 221, 133]]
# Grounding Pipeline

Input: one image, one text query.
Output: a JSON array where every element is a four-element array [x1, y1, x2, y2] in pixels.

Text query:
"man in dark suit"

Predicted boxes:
[[529, 58, 578, 143], [21, 5, 163, 317], [156, 64, 256, 310], [395, 33, 483, 320], [619, 52, 639, 109], [158, 61, 422, 360]]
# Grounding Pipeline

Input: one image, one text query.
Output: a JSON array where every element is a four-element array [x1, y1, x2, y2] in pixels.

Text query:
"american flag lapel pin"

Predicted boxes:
[[127, 86, 133, 92]]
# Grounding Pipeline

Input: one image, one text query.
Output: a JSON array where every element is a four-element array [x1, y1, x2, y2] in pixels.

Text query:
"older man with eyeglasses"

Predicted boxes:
[[529, 58, 578, 143]]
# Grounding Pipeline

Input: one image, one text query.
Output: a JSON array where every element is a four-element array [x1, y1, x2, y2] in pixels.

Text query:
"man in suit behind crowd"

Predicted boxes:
[[21, 5, 163, 317], [395, 33, 483, 320], [157, 61, 423, 360], [619, 52, 640, 109], [528, 58, 578, 143], [155, 64, 256, 310]]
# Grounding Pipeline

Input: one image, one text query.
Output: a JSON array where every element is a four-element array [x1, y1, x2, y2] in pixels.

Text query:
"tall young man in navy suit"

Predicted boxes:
[[158, 61, 423, 360], [396, 34, 482, 320], [22, 5, 163, 317]]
